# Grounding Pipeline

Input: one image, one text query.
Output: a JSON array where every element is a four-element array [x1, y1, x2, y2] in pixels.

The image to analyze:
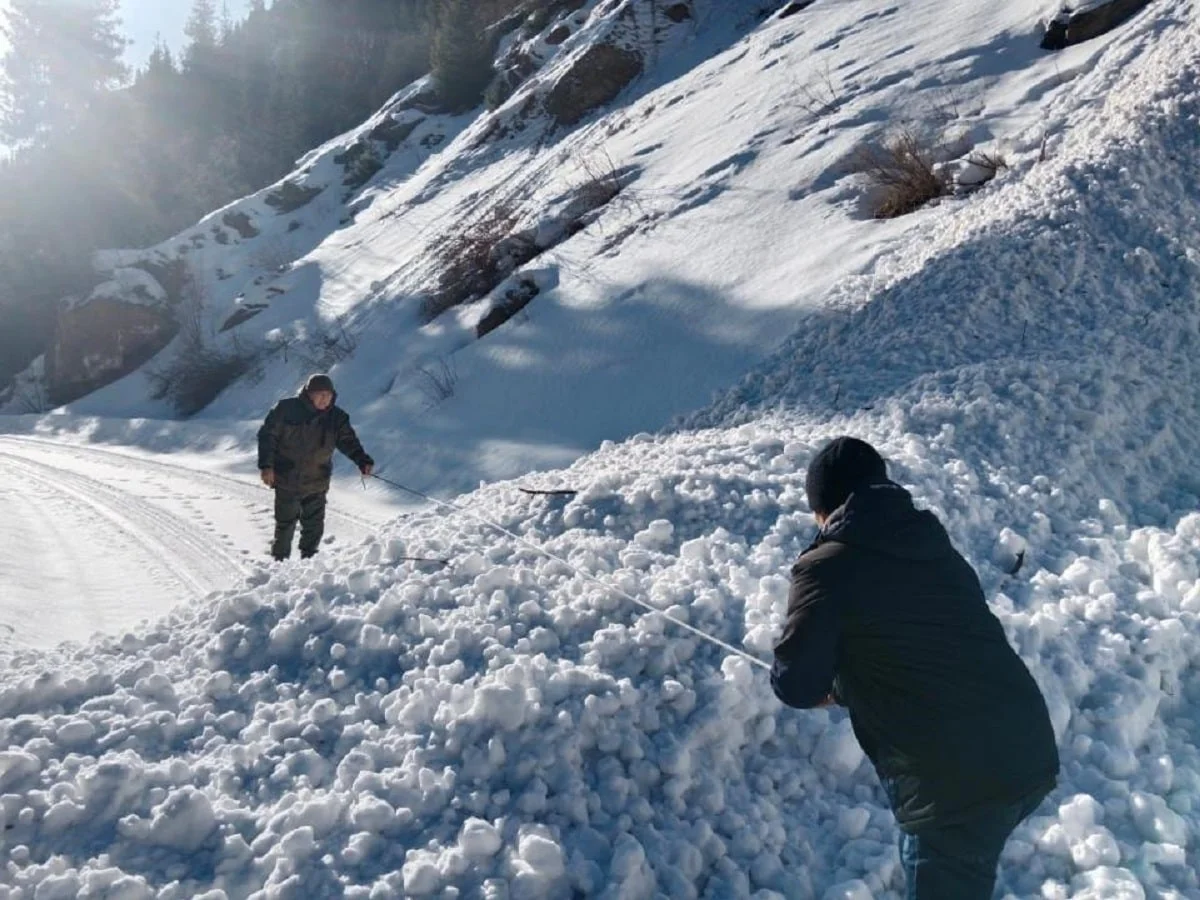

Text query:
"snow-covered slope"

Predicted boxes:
[[2, 1, 1198, 899], [4, 0, 1140, 500]]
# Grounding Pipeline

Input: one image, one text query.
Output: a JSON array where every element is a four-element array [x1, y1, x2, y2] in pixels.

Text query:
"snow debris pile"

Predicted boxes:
[[3, 3, 1200, 900]]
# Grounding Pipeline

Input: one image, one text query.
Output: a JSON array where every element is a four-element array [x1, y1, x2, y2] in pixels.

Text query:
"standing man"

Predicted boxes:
[[772, 436, 1059, 900], [257, 373, 375, 561]]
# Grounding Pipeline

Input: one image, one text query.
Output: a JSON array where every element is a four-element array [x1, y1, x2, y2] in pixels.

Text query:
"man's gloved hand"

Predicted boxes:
[[260, 468, 276, 488], [360, 462, 374, 477]]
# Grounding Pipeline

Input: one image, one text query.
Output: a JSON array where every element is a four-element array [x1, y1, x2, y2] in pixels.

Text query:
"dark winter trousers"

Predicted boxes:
[[272, 490, 327, 560], [899, 787, 1050, 900]]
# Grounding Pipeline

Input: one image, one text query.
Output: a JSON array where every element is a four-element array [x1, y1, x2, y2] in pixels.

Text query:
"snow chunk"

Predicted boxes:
[[469, 683, 528, 730], [459, 817, 502, 859], [144, 787, 217, 852], [1070, 867, 1146, 900], [56, 719, 97, 747], [402, 855, 442, 895], [517, 831, 565, 878], [837, 806, 872, 840], [0, 751, 41, 792], [634, 519, 675, 548], [1129, 792, 1190, 846], [813, 718, 865, 778], [822, 880, 874, 900]]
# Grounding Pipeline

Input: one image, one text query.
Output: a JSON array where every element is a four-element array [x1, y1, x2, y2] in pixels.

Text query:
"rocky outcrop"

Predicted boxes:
[[1041, 0, 1152, 49], [369, 114, 423, 151], [222, 211, 259, 239], [46, 297, 177, 405], [664, 3, 693, 23], [544, 43, 643, 126], [264, 181, 323, 214], [335, 141, 385, 191], [477, 278, 540, 338], [778, 0, 817, 18]]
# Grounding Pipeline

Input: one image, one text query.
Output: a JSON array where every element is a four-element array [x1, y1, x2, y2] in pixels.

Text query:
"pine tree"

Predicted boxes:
[[183, 0, 219, 73], [431, 0, 495, 112], [219, 2, 235, 42], [0, 0, 128, 144], [142, 37, 178, 84]]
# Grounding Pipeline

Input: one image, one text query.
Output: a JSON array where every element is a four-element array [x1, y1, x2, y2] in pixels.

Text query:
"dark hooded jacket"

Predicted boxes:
[[771, 479, 1059, 830], [257, 388, 373, 495]]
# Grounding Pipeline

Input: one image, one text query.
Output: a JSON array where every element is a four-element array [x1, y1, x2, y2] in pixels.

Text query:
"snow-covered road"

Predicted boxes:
[[0, 436, 388, 649]]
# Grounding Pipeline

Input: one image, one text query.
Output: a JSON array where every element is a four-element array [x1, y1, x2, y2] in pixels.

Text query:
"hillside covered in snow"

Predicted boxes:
[[2, 0, 1199, 897], [1, 0, 1152, 498]]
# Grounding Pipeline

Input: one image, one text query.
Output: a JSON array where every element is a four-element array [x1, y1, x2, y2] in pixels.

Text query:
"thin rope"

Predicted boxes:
[[369, 473, 772, 671]]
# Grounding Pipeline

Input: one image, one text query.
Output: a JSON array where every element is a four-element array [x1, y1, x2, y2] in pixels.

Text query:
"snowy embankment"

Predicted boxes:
[[3, 11, 1200, 900]]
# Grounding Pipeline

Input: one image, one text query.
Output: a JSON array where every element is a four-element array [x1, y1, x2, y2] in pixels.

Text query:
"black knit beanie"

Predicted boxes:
[[304, 373, 335, 395], [805, 436, 888, 516]]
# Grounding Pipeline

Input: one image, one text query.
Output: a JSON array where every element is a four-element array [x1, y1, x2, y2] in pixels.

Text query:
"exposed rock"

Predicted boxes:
[[222, 211, 259, 240], [264, 181, 323, 214], [220, 304, 268, 333], [1041, 0, 1152, 49], [46, 297, 177, 405], [524, 0, 587, 35], [335, 142, 385, 191], [546, 25, 571, 45], [477, 278, 539, 338], [369, 115, 422, 151], [132, 257, 190, 306], [544, 44, 643, 127], [778, 0, 817, 18], [664, 3, 692, 23]]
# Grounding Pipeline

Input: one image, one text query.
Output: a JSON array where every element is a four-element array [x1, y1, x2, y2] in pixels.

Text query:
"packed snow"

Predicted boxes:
[[3, 0, 1200, 898]]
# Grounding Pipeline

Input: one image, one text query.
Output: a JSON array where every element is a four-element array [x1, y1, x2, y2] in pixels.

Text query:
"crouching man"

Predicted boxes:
[[257, 373, 374, 560], [772, 436, 1059, 900]]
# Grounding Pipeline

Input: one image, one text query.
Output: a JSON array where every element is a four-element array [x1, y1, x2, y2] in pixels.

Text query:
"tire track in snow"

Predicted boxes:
[[0, 465, 108, 641], [0, 436, 384, 535], [0, 450, 247, 600]]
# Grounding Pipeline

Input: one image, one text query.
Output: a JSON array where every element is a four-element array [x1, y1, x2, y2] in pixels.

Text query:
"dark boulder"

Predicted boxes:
[[1041, 0, 1152, 49], [47, 297, 177, 405], [544, 44, 643, 126]]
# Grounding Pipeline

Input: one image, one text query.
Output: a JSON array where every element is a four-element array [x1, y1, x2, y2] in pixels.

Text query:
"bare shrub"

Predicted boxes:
[[960, 150, 1008, 182], [144, 269, 262, 416], [424, 203, 529, 320], [967, 150, 1009, 174], [14, 380, 49, 414], [416, 356, 458, 408], [296, 317, 360, 372], [577, 150, 627, 208], [793, 64, 842, 121], [565, 150, 645, 240], [849, 128, 951, 218], [578, 150, 644, 214], [146, 302, 260, 416]]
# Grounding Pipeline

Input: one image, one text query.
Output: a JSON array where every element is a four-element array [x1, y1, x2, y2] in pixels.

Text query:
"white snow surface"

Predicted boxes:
[[3, 0, 1200, 898]]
